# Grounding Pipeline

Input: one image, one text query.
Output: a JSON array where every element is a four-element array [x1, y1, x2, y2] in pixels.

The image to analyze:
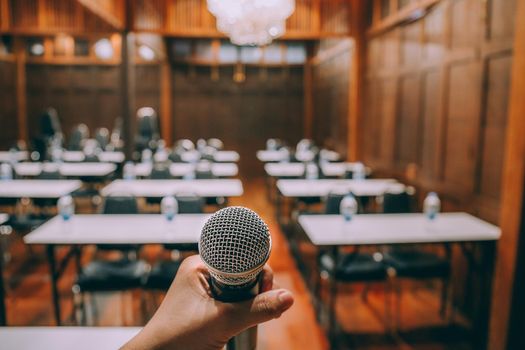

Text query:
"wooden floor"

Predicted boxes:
[[1, 177, 472, 349]]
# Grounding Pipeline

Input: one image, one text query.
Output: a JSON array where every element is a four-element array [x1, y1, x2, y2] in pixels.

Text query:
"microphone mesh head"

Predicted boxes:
[[199, 206, 271, 286]]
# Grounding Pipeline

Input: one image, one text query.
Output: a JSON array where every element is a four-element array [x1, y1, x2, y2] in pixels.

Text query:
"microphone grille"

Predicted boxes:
[[199, 206, 271, 286]]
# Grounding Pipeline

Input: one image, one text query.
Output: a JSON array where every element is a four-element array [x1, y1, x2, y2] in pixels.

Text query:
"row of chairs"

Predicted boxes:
[[307, 190, 451, 330], [72, 195, 204, 325]]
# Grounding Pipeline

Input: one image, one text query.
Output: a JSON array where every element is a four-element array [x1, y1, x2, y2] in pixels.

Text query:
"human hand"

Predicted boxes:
[[121, 255, 294, 350]]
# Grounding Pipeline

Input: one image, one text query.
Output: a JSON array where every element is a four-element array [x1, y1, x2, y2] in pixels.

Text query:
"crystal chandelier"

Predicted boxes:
[[207, 0, 295, 46]]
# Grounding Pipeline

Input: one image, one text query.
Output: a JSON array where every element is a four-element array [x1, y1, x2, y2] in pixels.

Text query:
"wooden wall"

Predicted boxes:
[[311, 39, 352, 155], [363, 0, 516, 225], [25, 63, 121, 140], [131, 0, 350, 38], [0, 58, 18, 149], [171, 64, 304, 177]]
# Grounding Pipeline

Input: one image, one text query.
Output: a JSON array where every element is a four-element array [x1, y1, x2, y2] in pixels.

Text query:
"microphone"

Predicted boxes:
[[199, 206, 272, 350]]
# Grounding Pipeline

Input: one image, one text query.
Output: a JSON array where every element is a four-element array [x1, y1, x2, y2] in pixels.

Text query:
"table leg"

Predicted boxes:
[[328, 246, 339, 345], [472, 241, 496, 350], [46, 245, 62, 325], [0, 236, 6, 326]]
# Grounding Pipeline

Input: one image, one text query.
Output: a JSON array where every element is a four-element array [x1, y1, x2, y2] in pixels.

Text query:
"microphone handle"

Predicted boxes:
[[210, 277, 261, 350]]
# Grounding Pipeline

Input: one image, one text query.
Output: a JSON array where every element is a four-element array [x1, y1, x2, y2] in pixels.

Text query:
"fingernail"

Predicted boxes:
[[277, 290, 294, 308]]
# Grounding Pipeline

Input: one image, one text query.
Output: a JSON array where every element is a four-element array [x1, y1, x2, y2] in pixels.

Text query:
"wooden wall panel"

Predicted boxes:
[[363, 0, 517, 320], [479, 56, 512, 199], [363, 0, 515, 221], [0, 60, 18, 148], [6, 0, 115, 33], [395, 75, 420, 166], [135, 64, 161, 126], [25, 64, 120, 141], [312, 40, 351, 155], [443, 62, 482, 192], [419, 69, 441, 182], [171, 64, 303, 178]]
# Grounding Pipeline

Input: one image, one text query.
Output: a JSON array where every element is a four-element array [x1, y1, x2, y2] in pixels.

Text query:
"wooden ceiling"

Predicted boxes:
[[0, 0, 351, 38]]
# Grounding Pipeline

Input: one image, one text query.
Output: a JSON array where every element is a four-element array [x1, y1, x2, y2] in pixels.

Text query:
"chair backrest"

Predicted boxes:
[[95, 128, 109, 150], [102, 196, 138, 214], [37, 170, 61, 180], [176, 195, 204, 214], [83, 154, 100, 163], [40, 108, 62, 138], [68, 124, 89, 151], [324, 192, 346, 214], [383, 191, 412, 214], [195, 169, 214, 179], [150, 164, 172, 179], [207, 138, 224, 150]]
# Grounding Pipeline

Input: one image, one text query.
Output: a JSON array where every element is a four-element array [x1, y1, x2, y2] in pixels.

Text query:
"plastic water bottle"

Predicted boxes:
[[142, 149, 153, 164], [123, 161, 135, 180], [155, 140, 168, 162], [51, 147, 63, 164], [197, 139, 207, 153], [266, 139, 277, 151], [340, 193, 358, 222], [57, 195, 74, 221], [183, 169, 196, 180], [353, 162, 366, 180], [161, 196, 178, 221], [8, 148, 18, 165], [0, 163, 13, 180], [423, 192, 441, 220], [305, 162, 319, 180]]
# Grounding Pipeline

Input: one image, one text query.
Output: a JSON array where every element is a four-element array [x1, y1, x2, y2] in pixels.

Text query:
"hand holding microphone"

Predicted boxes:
[[122, 207, 294, 350]]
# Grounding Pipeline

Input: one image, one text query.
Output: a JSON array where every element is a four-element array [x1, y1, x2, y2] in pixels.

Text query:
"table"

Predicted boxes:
[[0, 151, 29, 163], [0, 180, 82, 198], [101, 179, 243, 198], [257, 150, 289, 162], [0, 327, 140, 349], [265, 163, 305, 178], [14, 162, 116, 178], [0, 213, 9, 326], [134, 162, 238, 178], [213, 150, 240, 162], [319, 162, 372, 178], [298, 212, 501, 348], [277, 179, 400, 198], [62, 151, 125, 163], [24, 214, 210, 325]]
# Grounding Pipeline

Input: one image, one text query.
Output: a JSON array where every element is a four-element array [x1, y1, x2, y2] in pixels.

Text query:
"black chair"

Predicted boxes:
[[94, 128, 109, 151], [68, 124, 89, 151], [144, 194, 204, 290], [73, 195, 149, 325], [135, 107, 160, 153], [145, 164, 172, 205], [316, 198, 392, 333], [381, 190, 452, 327]]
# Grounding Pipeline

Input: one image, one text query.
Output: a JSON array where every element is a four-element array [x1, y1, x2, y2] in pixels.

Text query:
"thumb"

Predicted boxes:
[[228, 289, 294, 332]]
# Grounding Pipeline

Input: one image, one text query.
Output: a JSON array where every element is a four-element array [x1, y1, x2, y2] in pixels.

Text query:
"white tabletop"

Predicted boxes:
[[0, 151, 29, 162], [265, 162, 305, 177], [257, 149, 289, 162], [213, 150, 240, 162], [0, 213, 8, 225], [0, 180, 82, 198], [298, 213, 501, 246], [134, 163, 238, 178], [62, 151, 125, 163], [320, 162, 372, 177], [24, 214, 210, 245], [0, 327, 140, 350], [14, 162, 116, 177], [101, 179, 244, 197], [277, 179, 399, 197], [319, 149, 341, 162]]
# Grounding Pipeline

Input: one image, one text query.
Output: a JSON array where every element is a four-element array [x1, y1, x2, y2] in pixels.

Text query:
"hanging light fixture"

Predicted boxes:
[[207, 0, 295, 46]]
